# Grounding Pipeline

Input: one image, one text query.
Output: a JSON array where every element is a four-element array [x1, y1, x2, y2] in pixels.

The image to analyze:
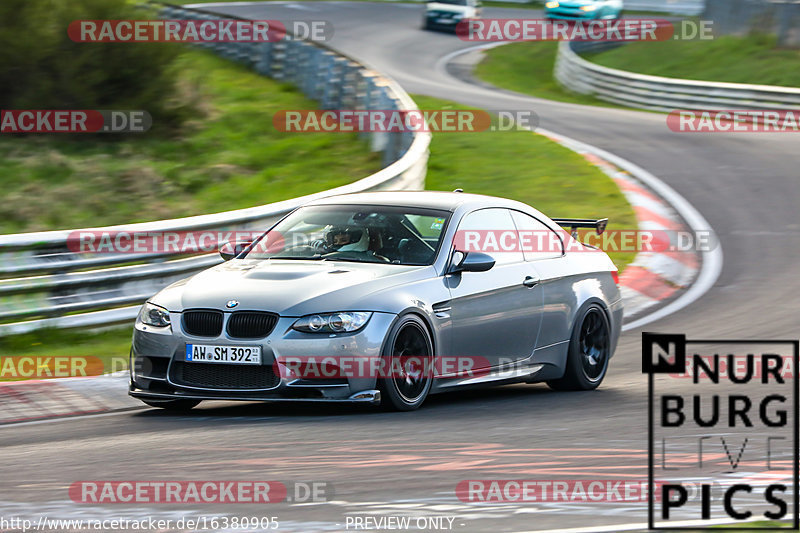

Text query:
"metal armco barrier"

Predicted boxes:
[[0, 3, 430, 336], [555, 40, 800, 112]]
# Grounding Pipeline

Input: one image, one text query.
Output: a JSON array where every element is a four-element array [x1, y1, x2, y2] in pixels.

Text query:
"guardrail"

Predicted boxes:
[[555, 40, 800, 112], [0, 3, 430, 336]]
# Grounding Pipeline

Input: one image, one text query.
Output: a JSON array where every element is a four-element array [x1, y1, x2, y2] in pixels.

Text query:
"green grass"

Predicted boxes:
[[0, 328, 131, 379], [414, 94, 637, 270], [712, 521, 794, 529], [0, 49, 381, 233], [475, 42, 621, 107], [585, 33, 800, 87]]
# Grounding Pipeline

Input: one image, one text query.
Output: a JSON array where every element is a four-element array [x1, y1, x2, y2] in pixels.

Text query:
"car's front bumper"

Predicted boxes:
[[129, 387, 382, 404], [129, 311, 397, 404], [545, 8, 600, 20], [425, 13, 464, 30]]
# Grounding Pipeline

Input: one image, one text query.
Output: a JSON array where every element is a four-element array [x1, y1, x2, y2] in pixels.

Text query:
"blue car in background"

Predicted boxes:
[[545, 0, 623, 20]]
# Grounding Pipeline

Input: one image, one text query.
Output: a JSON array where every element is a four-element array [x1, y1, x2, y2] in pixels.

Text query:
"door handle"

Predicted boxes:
[[523, 276, 539, 288]]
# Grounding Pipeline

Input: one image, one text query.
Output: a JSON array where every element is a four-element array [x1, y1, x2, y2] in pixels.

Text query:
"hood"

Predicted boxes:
[[554, 0, 598, 7], [152, 259, 434, 316], [427, 3, 471, 14]]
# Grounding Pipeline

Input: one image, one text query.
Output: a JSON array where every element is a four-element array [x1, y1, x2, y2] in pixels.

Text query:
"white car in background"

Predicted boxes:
[[423, 0, 482, 31]]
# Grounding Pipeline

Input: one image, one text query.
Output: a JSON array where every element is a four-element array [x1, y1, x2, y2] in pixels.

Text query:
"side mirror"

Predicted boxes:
[[449, 250, 495, 273], [219, 240, 252, 261]]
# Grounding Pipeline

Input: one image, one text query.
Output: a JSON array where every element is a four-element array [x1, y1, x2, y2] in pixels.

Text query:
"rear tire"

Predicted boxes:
[[547, 304, 610, 391], [140, 399, 201, 411], [378, 315, 433, 411]]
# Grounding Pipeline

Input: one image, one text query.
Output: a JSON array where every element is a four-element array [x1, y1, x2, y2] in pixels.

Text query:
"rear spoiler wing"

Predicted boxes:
[[551, 218, 608, 238]]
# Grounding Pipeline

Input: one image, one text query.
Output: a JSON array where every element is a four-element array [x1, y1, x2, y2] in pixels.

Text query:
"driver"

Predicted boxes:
[[318, 227, 390, 261], [330, 228, 352, 248], [338, 228, 368, 252]]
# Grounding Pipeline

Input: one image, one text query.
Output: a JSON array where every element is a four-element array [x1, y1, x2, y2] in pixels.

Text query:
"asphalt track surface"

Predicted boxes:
[[2, 3, 799, 532]]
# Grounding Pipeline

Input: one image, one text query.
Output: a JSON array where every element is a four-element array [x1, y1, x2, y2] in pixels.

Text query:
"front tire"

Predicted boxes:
[[378, 315, 433, 411], [547, 304, 610, 391], [140, 399, 201, 411]]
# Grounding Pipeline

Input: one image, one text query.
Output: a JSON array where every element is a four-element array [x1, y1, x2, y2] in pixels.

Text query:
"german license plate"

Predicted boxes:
[[185, 344, 262, 365]]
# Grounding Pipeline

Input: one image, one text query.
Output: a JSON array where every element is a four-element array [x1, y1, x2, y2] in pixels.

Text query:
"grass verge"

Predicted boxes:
[[0, 96, 638, 368], [0, 49, 381, 233], [476, 34, 800, 109], [0, 328, 131, 381], [584, 33, 800, 87], [475, 42, 621, 107]]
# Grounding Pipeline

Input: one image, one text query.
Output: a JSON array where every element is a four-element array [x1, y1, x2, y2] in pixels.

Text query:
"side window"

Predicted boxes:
[[456, 208, 523, 265], [511, 210, 564, 261]]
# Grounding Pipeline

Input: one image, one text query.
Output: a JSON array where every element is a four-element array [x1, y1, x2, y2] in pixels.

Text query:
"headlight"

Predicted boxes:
[[580, 4, 598, 11], [545, 1, 559, 8], [292, 312, 372, 333], [137, 302, 171, 328]]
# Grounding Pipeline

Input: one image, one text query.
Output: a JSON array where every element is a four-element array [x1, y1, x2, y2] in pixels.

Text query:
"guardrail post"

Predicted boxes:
[[271, 40, 287, 80], [340, 61, 360, 109], [300, 46, 321, 98], [320, 53, 339, 109], [358, 73, 376, 141], [255, 42, 273, 76], [327, 57, 347, 110]]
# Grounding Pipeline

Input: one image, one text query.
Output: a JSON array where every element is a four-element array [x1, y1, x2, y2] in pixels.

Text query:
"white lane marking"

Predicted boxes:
[[283, 2, 316, 9], [622, 190, 678, 221], [635, 252, 697, 287]]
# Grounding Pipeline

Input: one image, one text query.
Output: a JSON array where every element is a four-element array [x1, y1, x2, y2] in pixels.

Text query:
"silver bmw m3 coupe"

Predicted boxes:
[[129, 191, 623, 411]]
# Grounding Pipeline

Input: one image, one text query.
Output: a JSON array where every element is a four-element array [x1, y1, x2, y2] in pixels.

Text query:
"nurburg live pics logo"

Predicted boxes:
[[642, 332, 799, 529]]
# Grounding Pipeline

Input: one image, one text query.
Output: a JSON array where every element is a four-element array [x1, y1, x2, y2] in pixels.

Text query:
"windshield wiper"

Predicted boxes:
[[265, 255, 323, 260], [321, 256, 384, 264]]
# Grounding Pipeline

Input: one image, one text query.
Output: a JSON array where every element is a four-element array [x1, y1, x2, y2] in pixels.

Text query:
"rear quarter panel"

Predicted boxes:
[[532, 249, 621, 350]]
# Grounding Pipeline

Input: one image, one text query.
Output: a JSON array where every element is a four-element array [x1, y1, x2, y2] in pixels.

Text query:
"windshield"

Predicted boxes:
[[432, 0, 468, 5], [243, 205, 451, 265]]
